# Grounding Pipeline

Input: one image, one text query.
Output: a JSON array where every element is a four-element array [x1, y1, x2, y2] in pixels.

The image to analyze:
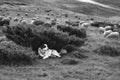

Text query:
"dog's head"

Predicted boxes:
[[40, 44, 48, 50]]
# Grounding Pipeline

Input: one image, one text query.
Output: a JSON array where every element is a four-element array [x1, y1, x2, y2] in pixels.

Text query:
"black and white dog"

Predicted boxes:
[[38, 44, 61, 59]]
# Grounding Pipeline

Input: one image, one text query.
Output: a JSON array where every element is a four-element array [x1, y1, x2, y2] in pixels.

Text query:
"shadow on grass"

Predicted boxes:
[[61, 58, 79, 65]]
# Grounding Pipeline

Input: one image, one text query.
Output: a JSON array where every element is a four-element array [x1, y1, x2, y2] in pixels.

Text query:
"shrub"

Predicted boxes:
[[91, 21, 114, 27], [0, 41, 34, 66], [0, 18, 10, 26], [2, 23, 86, 55], [93, 45, 120, 57], [32, 20, 44, 26], [57, 25, 87, 38]]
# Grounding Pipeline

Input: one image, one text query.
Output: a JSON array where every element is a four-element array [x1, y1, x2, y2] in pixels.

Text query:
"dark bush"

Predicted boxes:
[[57, 25, 87, 38], [0, 18, 10, 26], [32, 20, 44, 26], [93, 45, 120, 57], [2, 23, 86, 55], [91, 21, 114, 27], [0, 41, 34, 66]]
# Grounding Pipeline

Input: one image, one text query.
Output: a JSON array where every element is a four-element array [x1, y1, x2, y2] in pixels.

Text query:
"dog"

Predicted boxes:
[[38, 44, 61, 59]]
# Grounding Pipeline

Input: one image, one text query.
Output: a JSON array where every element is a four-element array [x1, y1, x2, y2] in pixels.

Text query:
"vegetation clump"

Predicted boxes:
[[0, 41, 34, 66], [2, 23, 87, 55], [94, 45, 120, 57]]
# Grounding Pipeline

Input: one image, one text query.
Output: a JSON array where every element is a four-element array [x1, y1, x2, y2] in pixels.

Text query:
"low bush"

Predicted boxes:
[[0, 18, 10, 26], [93, 45, 120, 57], [0, 41, 34, 66], [32, 20, 44, 26], [91, 21, 114, 27], [2, 23, 86, 55], [57, 25, 87, 38]]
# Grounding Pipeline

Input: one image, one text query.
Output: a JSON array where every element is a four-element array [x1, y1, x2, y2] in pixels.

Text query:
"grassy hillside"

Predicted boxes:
[[52, 0, 120, 17], [0, 0, 120, 80], [1, 0, 120, 17]]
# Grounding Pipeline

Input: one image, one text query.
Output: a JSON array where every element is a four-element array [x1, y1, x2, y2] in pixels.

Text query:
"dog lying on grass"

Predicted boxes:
[[38, 44, 61, 59]]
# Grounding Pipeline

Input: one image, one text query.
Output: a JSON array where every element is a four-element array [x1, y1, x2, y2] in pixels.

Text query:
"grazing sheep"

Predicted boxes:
[[38, 44, 61, 59], [80, 21, 85, 24], [14, 17, 19, 22], [99, 27, 105, 33], [105, 26, 112, 31], [81, 22, 90, 28], [29, 20, 35, 25], [103, 30, 112, 37], [106, 32, 119, 39]]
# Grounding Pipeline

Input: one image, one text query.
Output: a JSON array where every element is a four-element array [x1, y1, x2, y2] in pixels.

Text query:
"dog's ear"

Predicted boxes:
[[41, 44, 46, 49]]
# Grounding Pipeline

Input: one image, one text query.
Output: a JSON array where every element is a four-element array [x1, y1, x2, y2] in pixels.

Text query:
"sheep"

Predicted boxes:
[[106, 32, 119, 39], [25, 13, 28, 16], [14, 17, 19, 22], [103, 30, 113, 37], [99, 27, 105, 34], [29, 20, 35, 25], [80, 21, 85, 24], [81, 22, 90, 28], [104, 26, 112, 31], [38, 44, 61, 59]]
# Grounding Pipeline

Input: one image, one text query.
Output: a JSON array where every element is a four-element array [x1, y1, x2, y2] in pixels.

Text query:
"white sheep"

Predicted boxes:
[[14, 17, 19, 22], [81, 22, 90, 28], [103, 30, 113, 37], [25, 13, 28, 16], [106, 32, 119, 39], [99, 27, 105, 33], [80, 21, 85, 24], [38, 44, 61, 59], [105, 26, 112, 31]]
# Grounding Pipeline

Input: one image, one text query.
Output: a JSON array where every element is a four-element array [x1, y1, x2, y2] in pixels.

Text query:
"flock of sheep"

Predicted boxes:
[[99, 25, 120, 39]]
